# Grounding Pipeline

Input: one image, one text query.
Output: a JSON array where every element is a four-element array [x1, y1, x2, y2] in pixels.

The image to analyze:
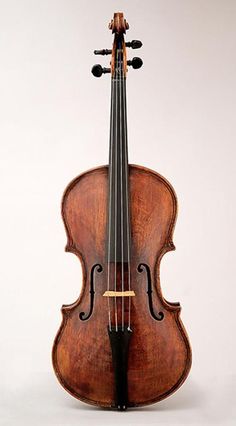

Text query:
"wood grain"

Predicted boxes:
[[52, 164, 192, 408]]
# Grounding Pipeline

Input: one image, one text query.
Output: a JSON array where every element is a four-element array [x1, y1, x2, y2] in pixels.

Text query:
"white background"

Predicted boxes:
[[0, 1, 236, 425]]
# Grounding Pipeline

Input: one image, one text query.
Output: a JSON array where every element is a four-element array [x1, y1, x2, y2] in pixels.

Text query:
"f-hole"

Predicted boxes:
[[138, 263, 164, 321], [79, 264, 103, 321]]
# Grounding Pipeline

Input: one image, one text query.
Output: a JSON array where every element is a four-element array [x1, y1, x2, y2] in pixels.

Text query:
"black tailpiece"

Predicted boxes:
[[108, 325, 132, 410]]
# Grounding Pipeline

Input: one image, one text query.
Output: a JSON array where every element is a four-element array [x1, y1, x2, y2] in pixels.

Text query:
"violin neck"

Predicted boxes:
[[107, 67, 131, 263]]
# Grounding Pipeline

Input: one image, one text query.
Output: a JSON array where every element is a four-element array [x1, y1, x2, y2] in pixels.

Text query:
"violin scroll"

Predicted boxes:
[[109, 12, 129, 34], [92, 13, 142, 79]]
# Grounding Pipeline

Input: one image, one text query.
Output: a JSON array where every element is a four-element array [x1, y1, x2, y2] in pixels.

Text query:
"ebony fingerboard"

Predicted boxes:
[[107, 44, 131, 264]]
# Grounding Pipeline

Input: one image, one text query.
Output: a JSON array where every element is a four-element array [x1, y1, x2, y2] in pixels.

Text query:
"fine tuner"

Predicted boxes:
[[92, 39, 143, 78]]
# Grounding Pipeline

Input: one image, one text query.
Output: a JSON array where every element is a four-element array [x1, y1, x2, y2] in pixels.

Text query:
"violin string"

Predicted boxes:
[[114, 52, 118, 332], [123, 68, 131, 330], [107, 78, 114, 332], [119, 54, 125, 331]]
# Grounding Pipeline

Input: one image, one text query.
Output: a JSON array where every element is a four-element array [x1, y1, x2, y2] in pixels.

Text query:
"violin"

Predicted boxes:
[[52, 12, 191, 410]]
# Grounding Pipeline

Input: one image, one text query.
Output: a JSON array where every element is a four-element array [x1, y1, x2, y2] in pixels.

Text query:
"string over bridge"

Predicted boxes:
[[103, 290, 135, 297]]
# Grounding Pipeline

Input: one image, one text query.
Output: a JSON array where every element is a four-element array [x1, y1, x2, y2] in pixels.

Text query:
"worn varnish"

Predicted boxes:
[[52, 165, 191, 407], [52, 12, 191, 410]]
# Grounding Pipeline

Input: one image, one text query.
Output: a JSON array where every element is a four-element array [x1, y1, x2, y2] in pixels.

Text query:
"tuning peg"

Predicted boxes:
[[91, 64, 111, 77], [94, 49, 112, 55], [127, 57, 143, 69], [126, 40, 142, 49]]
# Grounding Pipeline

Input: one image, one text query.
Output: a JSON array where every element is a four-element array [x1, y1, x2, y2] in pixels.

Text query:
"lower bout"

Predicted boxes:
[[128, 352, 192, 407], [52, 335, 191, 409], [52, 360, 191, 409]]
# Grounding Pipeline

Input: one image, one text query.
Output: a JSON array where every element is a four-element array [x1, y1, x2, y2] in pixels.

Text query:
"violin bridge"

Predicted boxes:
[[103, 290, 135, 297]]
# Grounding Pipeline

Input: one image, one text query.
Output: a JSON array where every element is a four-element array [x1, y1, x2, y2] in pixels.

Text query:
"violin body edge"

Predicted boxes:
[[52, 164, 192, 408], [61, 164, 179, 311], [52, 311, 192, 408]]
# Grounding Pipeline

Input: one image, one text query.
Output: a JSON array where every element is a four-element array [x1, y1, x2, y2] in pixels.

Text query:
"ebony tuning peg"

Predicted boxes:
[[91, 64, 111, 77], [127, 57, 143, 69], [126, 40, 142, 49], [94, 49, 112, 55]]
